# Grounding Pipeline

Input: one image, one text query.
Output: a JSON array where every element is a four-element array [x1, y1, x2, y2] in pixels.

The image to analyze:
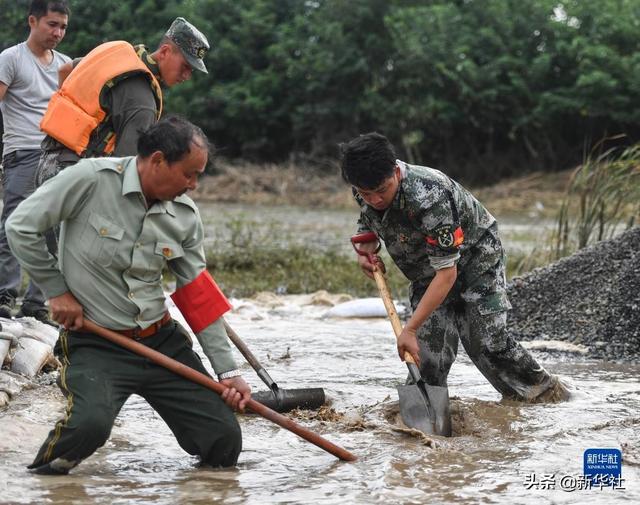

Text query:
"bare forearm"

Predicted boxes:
[[405, 265, 457, 331]]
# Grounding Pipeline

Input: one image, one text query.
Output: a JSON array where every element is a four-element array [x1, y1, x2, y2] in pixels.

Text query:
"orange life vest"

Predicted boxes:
[[40, 41, 163, 156]]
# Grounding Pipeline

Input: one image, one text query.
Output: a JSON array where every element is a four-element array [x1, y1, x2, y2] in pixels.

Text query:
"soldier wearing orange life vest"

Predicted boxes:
[[35, 17, 209, 187]]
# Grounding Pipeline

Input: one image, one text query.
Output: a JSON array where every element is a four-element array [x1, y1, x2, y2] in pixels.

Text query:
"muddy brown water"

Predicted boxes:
[[1, 298, 638, 505], [1, 203, 637, 503]]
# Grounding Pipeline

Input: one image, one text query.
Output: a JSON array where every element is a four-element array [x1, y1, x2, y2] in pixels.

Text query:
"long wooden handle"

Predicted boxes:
[[223, 321, 279, 392], [83, 320, 357, 462], [372, 269, 418, 366], [223, 321, 262, 368]]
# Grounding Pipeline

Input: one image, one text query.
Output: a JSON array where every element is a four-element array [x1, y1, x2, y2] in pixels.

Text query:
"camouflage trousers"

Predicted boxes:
[[34, 148, 76, 253], [411, 291, 561, 402], [35, 147, 68, 188]]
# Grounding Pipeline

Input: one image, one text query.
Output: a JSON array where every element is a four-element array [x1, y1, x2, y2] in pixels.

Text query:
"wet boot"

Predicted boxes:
[[0, 295, 16, 319], [528, 375, 571, 403], [17, 301, 57, 327], [28, 461, 72, 475]]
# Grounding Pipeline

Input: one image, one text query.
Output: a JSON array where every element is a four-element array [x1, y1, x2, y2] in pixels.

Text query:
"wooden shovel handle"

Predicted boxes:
[[82, 320, 357, 462], [223, 321, 263, 371], [372, 269, 418, 366]]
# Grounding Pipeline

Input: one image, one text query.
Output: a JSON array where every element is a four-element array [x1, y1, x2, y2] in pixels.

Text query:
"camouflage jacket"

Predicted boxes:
[[355, 161, 511, 312]]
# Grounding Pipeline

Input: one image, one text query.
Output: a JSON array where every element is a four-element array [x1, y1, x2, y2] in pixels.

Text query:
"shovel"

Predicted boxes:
[[351, 232, 452, 437], [223, 322, 326, 413]]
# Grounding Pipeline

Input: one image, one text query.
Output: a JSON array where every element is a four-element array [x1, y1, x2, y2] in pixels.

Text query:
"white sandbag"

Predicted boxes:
[[0, 369, 31, 396], [0, 332, 13, 366], [10, 337, 54, 378], [17, 317, 59, 347], [0, 318, 24, 339], [323, 298, 407, 319]]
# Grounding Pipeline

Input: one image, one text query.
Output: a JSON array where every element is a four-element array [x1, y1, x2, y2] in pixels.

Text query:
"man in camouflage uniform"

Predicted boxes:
[[342, 132, 568, 402], [36, 16, 209, 186]]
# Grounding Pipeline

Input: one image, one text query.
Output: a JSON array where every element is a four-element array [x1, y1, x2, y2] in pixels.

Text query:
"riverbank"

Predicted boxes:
[[195, 160, 572, 218], [191, 163, 572, 297]]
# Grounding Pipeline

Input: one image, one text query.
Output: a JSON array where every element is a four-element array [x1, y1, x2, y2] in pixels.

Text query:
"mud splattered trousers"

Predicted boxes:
[[29, 320, 242, 474], [411, 288, 562, 402]]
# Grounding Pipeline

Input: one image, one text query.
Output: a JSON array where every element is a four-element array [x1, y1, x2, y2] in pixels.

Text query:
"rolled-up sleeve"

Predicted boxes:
[[417, 186, 464, 271]]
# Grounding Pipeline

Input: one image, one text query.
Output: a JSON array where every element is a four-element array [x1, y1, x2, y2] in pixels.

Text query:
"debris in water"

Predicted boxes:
[[290, 405, 346, 423]]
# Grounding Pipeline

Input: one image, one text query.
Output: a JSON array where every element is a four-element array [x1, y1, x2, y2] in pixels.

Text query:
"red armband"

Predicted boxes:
[[425, 225, 464, 249], [170, 270, 232, 333]]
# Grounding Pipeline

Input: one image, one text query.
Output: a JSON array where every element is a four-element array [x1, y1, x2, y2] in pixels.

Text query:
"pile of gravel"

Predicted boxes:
[[507, 226, 640, 361]]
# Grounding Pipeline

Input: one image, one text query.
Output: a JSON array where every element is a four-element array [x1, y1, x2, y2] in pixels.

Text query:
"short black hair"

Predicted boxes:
[[158, 35, 177, 51], [137, 115, 211, 163], [29, 0, 70, 19], [340, 132, 397, 189]]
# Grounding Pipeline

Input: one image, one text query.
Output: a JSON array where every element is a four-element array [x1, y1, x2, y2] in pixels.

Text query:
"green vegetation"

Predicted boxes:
[[4, 0, 638, 296], [205, 244, 409, 298], [207, 243, 554, 298], [554, 141, 640, 257], [198, 213, 552, 297], [2, 0, 640, 182], [506, 247, 554, 279], [197, 214, 408, 297]]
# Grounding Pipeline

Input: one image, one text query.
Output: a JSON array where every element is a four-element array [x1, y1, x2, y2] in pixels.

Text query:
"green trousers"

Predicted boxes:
[[29, 320, 242, 474]]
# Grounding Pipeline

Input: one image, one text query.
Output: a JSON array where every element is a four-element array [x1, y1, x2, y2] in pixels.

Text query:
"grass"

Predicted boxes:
[[204, 245, 410, 299], [191, 200, 557, 297], [203, 244, 556, 298], [554, 141, 640, 258]]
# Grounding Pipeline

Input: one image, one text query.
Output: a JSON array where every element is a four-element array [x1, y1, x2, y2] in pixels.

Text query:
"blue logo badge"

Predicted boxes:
[[584, 448, 622, 486]]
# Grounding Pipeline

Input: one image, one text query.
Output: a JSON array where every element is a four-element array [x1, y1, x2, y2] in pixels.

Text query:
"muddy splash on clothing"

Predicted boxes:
[[0, 295, 638, 504]]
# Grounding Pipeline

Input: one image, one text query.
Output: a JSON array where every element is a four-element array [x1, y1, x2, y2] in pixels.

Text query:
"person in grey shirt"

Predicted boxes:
[[0, 0, 70, 322]]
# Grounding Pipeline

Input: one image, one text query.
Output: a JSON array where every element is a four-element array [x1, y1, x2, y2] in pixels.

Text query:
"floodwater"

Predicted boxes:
[[1, 296, 638, 505], [1, 203, 637, 504]]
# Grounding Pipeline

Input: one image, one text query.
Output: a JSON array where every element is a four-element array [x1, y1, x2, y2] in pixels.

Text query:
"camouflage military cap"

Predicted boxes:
[[164, 17, 210, 73]]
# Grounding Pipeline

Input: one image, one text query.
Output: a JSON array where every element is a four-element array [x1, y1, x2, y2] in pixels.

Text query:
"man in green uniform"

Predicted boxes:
[[6, 116, 250, 474], [342, 132, 568, 403]]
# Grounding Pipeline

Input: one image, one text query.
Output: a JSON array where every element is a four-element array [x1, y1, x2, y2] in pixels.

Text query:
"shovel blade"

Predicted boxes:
[[251, 387, 326, 413], [397, 383, 452, 437], [424, 385, 452, 437], [397, 384, 437, 435]]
